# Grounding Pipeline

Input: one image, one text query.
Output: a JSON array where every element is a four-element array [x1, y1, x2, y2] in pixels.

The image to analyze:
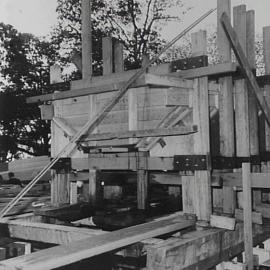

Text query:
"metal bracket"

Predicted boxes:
[[51, 157, 71, 171], [171, 55, 208, 72], [174, 155, 261, 171], [173, 155, 208, 171], [43, 81, 70, 94]]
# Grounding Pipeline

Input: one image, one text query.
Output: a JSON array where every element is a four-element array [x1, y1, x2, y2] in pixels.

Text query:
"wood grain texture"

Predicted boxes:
[[242, 163, 254, 270], [0, 217, 195, 270]]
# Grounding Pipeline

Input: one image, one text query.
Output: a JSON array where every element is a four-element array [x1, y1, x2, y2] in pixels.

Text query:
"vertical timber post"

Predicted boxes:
[[217, 0, 236, 214], [114, 40, 124, 73], [233, 5, 250, 209], [81, 0, 92, 79], [137, 152, 148, 210], [246, 10, 261, 206], [264, 27, 270, 160], [242, 162, 254, 270], [102, 37, 113, 75], [89, 169, 102, 207], [182, 30, 211, 221], [263, 26, 270, 201], [51, 168, 70, 206]]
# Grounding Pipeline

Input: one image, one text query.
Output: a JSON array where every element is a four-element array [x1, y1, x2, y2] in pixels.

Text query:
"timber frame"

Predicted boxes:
[[3, 0, 270, 269]]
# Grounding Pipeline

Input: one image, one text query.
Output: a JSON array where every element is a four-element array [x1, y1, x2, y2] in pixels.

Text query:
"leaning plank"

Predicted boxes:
[[82, 125, 197, 142], [0, 220, 105, 245], [221, 12, 270, 126], [0, 217, 195, 270]]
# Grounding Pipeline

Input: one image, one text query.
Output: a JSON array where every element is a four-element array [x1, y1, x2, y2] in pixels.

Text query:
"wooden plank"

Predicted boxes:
[[6, 242, 31, 258], [102, 37, 113, 75], [175, 62, 237, 79], [235, 209, 262, 225], [264, 27, 270, 152], [233, 5, 249, 157], [137, 153, 148, 210], [82, 126, 197, 142], [217, 0, 235, 215], [246, 9, 261, 208], [242, 163, 253, 270], [0, 220, 105, 245], [137, 106, 189, 150], [51, 171, 70, 207], [50, 64, 63, 84], [147, 223, 265, 270], [221, 12, 270, 127], [88, 169, 102, 207], [210, 214, 236, 230], [81, 0, 92, 78], [70, 182, 78, 204], [0, 248, 6, 261], [114, 40, 124, 73], [0, 217, 195, 270], [53, 117, 76, 137], [182, 31, 211, 221], [26, 63, 236, 104], [128, 88, 138, 144], [213, 172, 270, 189]]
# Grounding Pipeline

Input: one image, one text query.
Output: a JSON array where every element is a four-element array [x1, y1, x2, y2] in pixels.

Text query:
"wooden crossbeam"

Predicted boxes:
[[221, 12, 270, 127], [0, 217, 195, 270], [81, 125, 197, 142], [0, 220, 104, 245], [26, 63, 235, 104], [212, 172, 270, 189]]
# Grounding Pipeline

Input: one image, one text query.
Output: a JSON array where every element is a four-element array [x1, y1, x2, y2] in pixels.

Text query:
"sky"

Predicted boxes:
[[0, 0, 270, 39]]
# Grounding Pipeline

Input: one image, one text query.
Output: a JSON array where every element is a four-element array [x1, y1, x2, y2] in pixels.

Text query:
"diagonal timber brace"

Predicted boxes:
[[220, 12, 270, 127]]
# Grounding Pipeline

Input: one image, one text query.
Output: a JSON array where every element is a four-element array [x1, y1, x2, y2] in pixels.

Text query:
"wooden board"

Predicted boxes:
[[0, 220, 105, 245], [147, 223, 266, 270], [0, 216, 195, 270], [221, 12, 270, 126]]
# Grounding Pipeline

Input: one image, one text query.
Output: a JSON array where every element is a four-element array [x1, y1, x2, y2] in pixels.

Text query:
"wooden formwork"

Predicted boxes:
[[3, 0, 270, 269]]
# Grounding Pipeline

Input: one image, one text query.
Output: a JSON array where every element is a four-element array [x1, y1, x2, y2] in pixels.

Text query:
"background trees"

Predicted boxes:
[[51, 0, 190, 74], [0, 23, 57, 161]]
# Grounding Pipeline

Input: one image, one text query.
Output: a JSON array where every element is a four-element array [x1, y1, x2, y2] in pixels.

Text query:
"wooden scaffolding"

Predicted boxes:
[[2, 0, 270, 269]]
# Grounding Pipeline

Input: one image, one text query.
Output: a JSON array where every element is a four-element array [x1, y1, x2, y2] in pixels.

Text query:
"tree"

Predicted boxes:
[[0, 23, 57, 161], [51, 0, 190, 75]]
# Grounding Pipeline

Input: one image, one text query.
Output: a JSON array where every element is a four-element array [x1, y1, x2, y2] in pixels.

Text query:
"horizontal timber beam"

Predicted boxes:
[[147, 223, 269, 270], [212, 172, 270, 189], [0, 216, 195, 270], [0, 220, 105, 245], [81, 125, 197, 142], [26, 62, 236, 104], [26, 72, 192, 104]]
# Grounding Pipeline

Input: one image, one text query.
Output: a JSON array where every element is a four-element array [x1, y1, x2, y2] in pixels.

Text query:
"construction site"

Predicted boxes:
[[2, 0, 270, 269]]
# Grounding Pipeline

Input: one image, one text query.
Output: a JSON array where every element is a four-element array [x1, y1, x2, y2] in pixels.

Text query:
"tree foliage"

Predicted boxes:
[[0, 23, 57, 161], [52, 0, 189, 75]]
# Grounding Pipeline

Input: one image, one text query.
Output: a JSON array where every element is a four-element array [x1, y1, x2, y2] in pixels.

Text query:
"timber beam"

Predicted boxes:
[[26, 62, 236, 104], [0, 220, 105, 245], [0, 216, 195, 270], [81, 125, 197, 142], [221, 12, 270, 127], [147, 223, 270, 270]]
